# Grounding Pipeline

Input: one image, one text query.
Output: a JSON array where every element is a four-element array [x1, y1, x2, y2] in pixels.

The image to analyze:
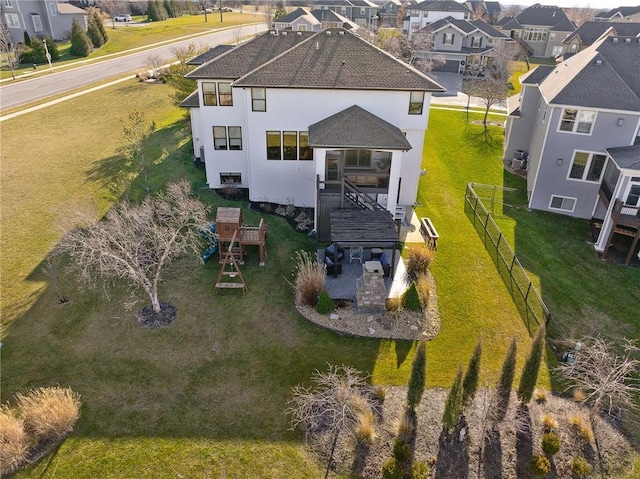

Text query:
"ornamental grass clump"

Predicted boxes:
[[0, 406, 29, 476], [16, 387, 81, 441], [293, 250, 325, 306], [406, 244, 433, 278]]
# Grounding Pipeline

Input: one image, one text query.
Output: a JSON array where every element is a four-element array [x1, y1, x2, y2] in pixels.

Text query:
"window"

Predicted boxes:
[[220, 173, 242, 185], [282, 131, 297, 160], [4, 13, 20, 28], [31, 14, 43, 32], [266, 131, 281, 160], [625, 184, 640, 206], [409, 91, 425, 115], [568, 151, 606, 182], [299, 132, 312, 160], [213, 126, 227, 150], [443, 33, 454, 45], [549, 195, 576, 212], [218, 82, 232, 106], [559, 108, 595, 134], [360, 7, 366, 14], [523, 27, 548, 42], [471, 36, 482, 48], [345, 150, 372, 168], [49, 3, 57, 15], [251, 88, 266, 112], [551, 45, 563, 56], [549, 32, 555, 40], [202, 82, 217, 106], [569, 43, 578, 53], [4, 1, 13, 7], [228, 127, 242, 150]]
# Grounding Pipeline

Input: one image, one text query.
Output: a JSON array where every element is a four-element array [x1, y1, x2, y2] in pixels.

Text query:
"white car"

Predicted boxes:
[[114, 14, 131, 22]]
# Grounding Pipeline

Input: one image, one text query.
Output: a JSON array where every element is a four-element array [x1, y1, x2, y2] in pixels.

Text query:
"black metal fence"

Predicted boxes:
[[464, 183, 557, 337]]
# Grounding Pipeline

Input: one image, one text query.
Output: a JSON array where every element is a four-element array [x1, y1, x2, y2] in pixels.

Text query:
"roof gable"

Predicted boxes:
[[470, 19, 509, 38], [516, 4, 572, 27], [413, 0, 471, 12], [607, 144, 640, 171], [187, 45, 235, 66], [563, 22, 640, 46]]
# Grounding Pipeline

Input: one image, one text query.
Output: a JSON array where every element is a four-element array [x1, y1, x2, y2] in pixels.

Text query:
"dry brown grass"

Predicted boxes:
[[573, 388, 586, 403], [293, 251, 325, 306], [541, 413, 558, 431], [569, 415, 594, 442], [405, 245, 434, 278], [16, 387, 81, 441], [415, 273, 431, 306], [395, 406, 414, 440], [355, 410, 376, 444], [534, 389, 548, 403], [0, 405, 29, 476]]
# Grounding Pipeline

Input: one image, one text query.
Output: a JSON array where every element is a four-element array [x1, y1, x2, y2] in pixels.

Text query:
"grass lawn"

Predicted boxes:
[[1, 84, 637, 476]]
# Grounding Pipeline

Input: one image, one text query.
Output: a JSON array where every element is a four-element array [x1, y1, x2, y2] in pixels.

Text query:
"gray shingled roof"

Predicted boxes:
[[308, 105, 412, 149], [425, 16, 477, 34], [607, 144, 640, 171], [540, 36, 640, 112], [485, 1, 502, 15], [311, 8, 356, 28], [413, 0, 471, 12], [186, 31, 314, 79], [470, 19, 509, 38], [187, 45, 235, 66], [563, 22, 640, 46], [597, 6, 640, 19], [496, 16, 522, 30], [550, 18, 576, 32], [276, 8, 311, 23], [178, 90, 199, 108], [234, 29, 444, 91], [516, 4, 572, 27], [521, 65, 554, 84]]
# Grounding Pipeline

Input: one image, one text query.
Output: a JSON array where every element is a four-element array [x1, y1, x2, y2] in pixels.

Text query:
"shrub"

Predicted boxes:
[[69, 17, 92, 57], [541, 432, 561, 456], [24, 37, 47, 64], [16, 387, 81, 440], [393, 437, 411, 463], [23, 30, 31, 46], [517, 325, 545, 404], [402, 283, 421, 311], [569, 415, 594, 441], [395, 406, 414, 440], [87, 13, 105, 48], [316, 290, 335, 314], [407, 340, 426, 408], [386, 297, 402, 311], [406, 244, 433, 277], [529, 453, 551, 477], [0, 406, 29, 476], [382, 457, 402, 479], [355, 410, 376, 444], [462, 341, 482, 408], [44, 36, 59, 61], [571, 456, 592, 477], [573, 388, 586, 403], [294, 251, 325, 306], [535, 389, 548, 403], [411, 461, 429, 479], [415, 272, 430, 306], [371, 385, 387, 403], [541, 414, 558, 431]]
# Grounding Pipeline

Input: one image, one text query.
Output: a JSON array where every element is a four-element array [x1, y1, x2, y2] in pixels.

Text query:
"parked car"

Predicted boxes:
[[221, 7, 232, 12], [114, 14, 132, 22]]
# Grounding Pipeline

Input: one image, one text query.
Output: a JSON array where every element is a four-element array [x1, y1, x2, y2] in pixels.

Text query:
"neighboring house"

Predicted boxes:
[[406, 0, 472, 37], [0, 0, 87, 44], [312, 0, 378, 27], [465, 0, 503, 24], [273, 7, 357, 32], [496, 3, 575, 57], [594, 6, 640, 22], [378, 0, 403, 26], [413, 16, 510, 73], [562, 20, 640, 56], [504, 32, 640, 264], [186, 45, 235, 66], [180, 28, 444, 240]]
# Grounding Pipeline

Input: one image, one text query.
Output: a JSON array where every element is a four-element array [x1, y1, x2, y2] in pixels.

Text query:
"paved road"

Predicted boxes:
[[0, 24, 266, 112]]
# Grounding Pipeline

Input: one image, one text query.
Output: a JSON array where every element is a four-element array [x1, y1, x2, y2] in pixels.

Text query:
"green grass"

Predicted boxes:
[[508, 60, 530, 95]]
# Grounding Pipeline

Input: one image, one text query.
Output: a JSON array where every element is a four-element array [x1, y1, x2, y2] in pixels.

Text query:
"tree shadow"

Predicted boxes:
[[350, 441, 370, 478], [515, 403, 533, 478], [481, 424, 503, 479], [435, 416, 470, 479]]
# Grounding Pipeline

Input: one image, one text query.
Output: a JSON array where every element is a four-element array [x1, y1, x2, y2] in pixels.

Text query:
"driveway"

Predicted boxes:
[[428, 71, 507, 112], [428, 72, 463, 97]]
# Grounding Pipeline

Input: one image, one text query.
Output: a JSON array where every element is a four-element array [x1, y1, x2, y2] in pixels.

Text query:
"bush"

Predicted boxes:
[[541, 432, 561, 456], [529, 453, 551, 477], [355, 410, 376, 444], [69, 17, 92, 57], [23, 30, 31, 46], [23, 37, 47, 64], [406, 244, 433, 277], [316, 290, 335, 314], [411, 461, 429, 479], [395, 406, 414, 440], [393, 437, 411, 463], [402, 282, 421, 311], [571, 456, 592, 477], [415, 272, 430, 306], [44, 36, 59, 61], [534, 389, 548, 403], [382, 457, 402, 479], [16, 387, 81, 440], [570, 415, 594, 442], [541, 414, 558, 431], [371, 385, 387, 403], [87, 14, 105, 48], [294, 251, 325, 306], [0, 406, 29, 476]]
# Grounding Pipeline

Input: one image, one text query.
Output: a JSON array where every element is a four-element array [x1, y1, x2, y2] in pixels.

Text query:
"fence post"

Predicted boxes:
[[509, 255, 516, 294], [525, 282, 532, 332], [484, 211, 491, 246], [496, 233, 502, 264]]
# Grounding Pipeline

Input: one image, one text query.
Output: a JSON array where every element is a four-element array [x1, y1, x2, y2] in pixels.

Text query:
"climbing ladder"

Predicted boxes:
[[215, 232, 247, 294]]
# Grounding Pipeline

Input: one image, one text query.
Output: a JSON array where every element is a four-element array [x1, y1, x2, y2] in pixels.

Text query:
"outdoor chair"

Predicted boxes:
[[324, 255, 342, 276], [349, 246, 364, 263], [324, 243, 344, 263], [379, 252, 391, 277]]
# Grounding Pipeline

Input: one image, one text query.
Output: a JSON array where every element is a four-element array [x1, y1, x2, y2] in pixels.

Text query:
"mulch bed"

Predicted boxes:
[[136, 303, 177, 329]]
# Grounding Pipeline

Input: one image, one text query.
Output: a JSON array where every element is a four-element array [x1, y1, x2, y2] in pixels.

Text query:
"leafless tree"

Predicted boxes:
[[42, 255, 69, 304], [122, 109, 156, 195], [487, 41, 520, 82], [408, 30, 445, 73], [0, 24, 22, 80], [164, 43, 205, 105], [261, 0, 276, 29], [96, 0, 128, 29], [463, 76, 508, 135], [564, 6, 594, 27], [143, 53, 164, 79], [288, 364, 376, 479], [60, 181, 210, 316]]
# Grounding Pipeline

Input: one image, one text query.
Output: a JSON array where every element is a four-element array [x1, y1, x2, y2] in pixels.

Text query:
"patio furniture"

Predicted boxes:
[[371, 248, 383, 260], [349, 246, 364, 263], [324, 255, 342, 276], [325, 243, 344, 262], [379, 252, 392, 277]]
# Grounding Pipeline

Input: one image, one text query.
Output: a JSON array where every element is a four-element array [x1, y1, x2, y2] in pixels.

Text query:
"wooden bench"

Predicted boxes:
[[215, 282, 246, 294], [420, 217, 439, 250]]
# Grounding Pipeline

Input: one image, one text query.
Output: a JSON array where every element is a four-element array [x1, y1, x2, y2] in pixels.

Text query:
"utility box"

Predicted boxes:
[[216, 207, 242, 242]]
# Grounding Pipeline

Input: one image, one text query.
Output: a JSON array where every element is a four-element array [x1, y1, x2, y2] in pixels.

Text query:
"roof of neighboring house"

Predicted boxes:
[[470, 19, 509, 37], [313, 0, 377, 7], [412, 1, 472, 13], [515, 3, 574, 30], [419, 16, 509, 37], [276, 8, 315, 23], [595, 6, 640, 20], [311, 9, 358, 28], [496, 16, 522, 30], [56, 2, 86, 14], [484, 1, 502, 15], [563, 21, 640, 46], [187, 31, 315, 79], [234, 29, 444, 91], [178, 90, 199, 108], [520, 65, 554, 84], [539, 35, 640, 112], [606, 144, 640, 171], [187, 45, 235, 66], [309, 105, 412, 149]]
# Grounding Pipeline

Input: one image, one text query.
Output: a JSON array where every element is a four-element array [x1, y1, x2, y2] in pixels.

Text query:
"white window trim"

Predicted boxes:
[[4, 0, 13, 7], [31, 14, 43, 33], [566, 150, 607, 183], [49, 2, 57, 16], [557, 108, 597, 135], [4, 12, 20, 28], [548, 195, 577, 213]]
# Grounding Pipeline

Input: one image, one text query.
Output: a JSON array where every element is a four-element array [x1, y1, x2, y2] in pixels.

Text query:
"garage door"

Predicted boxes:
[[435, 60, 460, 73]]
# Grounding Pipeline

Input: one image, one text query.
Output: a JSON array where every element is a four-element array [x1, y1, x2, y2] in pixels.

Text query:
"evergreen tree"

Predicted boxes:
[[28, 37, 47, 64], [44, 36, 59, 60], [94, 10, 108, 43], [407, 340, 427, 409], [147, 1, 158, 21], [23, 30, 31, 46], [274, 5, 287, 20], [69, 17, 92, 57], [442, 367, 463, 431], [495, 338, 517, 420], [517, 326, 545, 404], [462, 341, 482, 408], [87, 14, 105, 48]]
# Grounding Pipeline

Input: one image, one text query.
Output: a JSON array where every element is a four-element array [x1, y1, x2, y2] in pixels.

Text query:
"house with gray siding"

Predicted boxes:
[[562, 20, 640, 56], [0, 0, 87, 44], [504, 31, 640, 264], [406, 1, 472, 37], [594, 6, 640, 23]]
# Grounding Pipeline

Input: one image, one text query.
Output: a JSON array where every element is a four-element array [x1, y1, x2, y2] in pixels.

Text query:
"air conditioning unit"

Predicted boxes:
[[512, 158, 527, 170]]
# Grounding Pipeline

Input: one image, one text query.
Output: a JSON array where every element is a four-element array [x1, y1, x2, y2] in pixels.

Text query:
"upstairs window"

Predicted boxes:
[[4, 13, 20, 28], [471, 36, 482, 48], [49, 3, 57, 15], [31, 14, 43, 32], [443, 33, 454, 45], [568, 151, 606, 182], [251, 88, 266, 112], [4, 1, 13, 7], [409, 91, 425, 115], [218, 82, 233, 106], [228, 127, 242, 150], [213, 126, 228, 150], [202, 82, 217, 106], [559, 108, 595, 134], [626, 184, 640, 206]]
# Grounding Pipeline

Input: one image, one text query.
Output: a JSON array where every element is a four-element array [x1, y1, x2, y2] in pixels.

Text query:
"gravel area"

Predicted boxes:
[[296, 271, 440, 340]]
